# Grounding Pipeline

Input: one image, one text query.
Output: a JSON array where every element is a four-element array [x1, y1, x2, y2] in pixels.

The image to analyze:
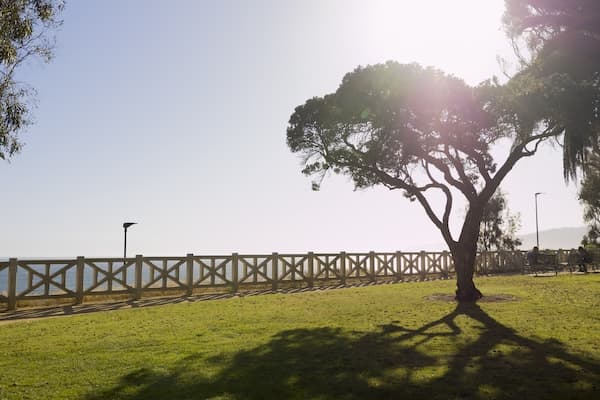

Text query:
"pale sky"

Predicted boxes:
[[0, 0, 583, 257]]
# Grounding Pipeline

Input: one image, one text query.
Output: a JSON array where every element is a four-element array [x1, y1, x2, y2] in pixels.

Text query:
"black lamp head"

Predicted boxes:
[[123, 222, 137, 229]]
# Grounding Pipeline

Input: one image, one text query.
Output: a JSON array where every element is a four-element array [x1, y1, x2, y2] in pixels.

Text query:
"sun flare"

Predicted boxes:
[[360, 0, 509, 84]]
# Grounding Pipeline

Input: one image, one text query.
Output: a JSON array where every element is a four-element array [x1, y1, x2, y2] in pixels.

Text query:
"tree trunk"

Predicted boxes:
[[452, 244, 483, 302], [451, 206, 484, 302]]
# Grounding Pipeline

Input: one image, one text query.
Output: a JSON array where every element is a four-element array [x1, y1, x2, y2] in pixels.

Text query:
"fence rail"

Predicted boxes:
[[0, 249, 580, 311]]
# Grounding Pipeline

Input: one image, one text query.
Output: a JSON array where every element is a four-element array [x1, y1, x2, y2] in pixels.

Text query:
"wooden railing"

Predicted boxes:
[[0, 249, 578, 311]]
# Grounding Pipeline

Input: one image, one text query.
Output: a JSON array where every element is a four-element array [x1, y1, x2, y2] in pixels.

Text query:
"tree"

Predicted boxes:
[[287, 62, 560, 301], [503, 0, 600, 63], [578, 150, 600, 245], [503, 0, 600, 180], [478, 190, 522, 252], [0, 0, 64, 161]]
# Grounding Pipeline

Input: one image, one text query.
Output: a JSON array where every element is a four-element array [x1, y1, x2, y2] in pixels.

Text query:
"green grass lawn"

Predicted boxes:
[[1, 274, 599, 400]]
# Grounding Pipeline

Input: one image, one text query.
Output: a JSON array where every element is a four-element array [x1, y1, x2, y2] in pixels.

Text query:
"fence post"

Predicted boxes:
[[480, 251, 487, 275], [271, 252, 279, 291], [420, 251, 427, 280], [76, 256, 84, 304], [8, 258, 17, 311], [481, 250, 492, 275], [339, 251, 346, 285], [231, 253, 239, 293], [186, 253, 194, 296], [369, 251, 376, 282], [496, 251, 503, 273], [557, 249, 564, 270], [134, 255, 143, 300], [442, 251, 449, 278], [395, 251, 402, 281], [308, 252, 314, 288]]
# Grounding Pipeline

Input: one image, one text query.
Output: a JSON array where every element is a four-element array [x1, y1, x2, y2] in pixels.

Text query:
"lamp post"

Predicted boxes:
[[534, 193, 543, 248], [123, 222, 137, 261]]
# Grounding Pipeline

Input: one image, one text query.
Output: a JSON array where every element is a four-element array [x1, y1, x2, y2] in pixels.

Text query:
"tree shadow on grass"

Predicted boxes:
[[85, 303, 600, 400]]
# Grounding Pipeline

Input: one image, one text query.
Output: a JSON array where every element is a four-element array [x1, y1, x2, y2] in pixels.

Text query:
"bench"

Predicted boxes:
[[524, 250, 599, 275], [563, 250, 596, 273], [524, 253, 560, 276]]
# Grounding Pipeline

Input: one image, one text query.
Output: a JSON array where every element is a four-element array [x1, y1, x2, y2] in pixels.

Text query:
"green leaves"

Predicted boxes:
[[502, 0, 600, 179], [286, 62, 500, 194], [578, 150, 600, 244], [478, 189, 522, 252], [0, 0, 64, 161]]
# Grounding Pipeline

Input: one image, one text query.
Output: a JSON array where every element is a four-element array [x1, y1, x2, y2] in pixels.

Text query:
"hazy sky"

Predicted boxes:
[[1, 0, 584, 257]]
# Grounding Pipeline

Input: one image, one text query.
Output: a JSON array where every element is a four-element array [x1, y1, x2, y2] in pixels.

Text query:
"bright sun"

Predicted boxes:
[[361, 0, 511, 84]]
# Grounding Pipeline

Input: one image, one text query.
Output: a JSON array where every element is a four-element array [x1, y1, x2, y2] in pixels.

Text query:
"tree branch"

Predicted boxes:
[[445, 145, 477, 200], [419, 151, 473, 199], [371, 163, 455, 245], [422, 160, 454, 237]]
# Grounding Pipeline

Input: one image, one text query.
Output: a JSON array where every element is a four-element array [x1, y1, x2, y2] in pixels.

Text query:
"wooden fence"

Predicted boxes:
[[0, 249, 579, 311]]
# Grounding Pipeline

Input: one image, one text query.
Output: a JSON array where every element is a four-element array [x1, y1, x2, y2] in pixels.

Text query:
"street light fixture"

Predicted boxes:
[[123, 222, 137, 261], [534, 193, 543, 248]]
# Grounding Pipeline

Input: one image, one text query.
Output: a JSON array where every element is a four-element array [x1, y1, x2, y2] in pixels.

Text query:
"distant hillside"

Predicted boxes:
[[518, 226, 587, 250], [404, 226, 588, 252]]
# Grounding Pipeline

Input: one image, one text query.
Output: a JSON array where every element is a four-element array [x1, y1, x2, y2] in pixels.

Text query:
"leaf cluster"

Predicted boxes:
[[478, 190, 522, 252], [287, 62, 502, 194], [503, 0, 600, 59], [578, 150, 600, 244], [503, 0, 600, 179], [0, 0, 64, 160]]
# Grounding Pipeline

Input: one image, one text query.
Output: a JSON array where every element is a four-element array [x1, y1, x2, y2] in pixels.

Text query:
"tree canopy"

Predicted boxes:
[[0, 0, 64, 161], [503, 0, 600, 179], [579, 150, 600, 245], [287, 62, 559, 301], [478, 190, 522, 252], [289, 63, 496, 202]]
